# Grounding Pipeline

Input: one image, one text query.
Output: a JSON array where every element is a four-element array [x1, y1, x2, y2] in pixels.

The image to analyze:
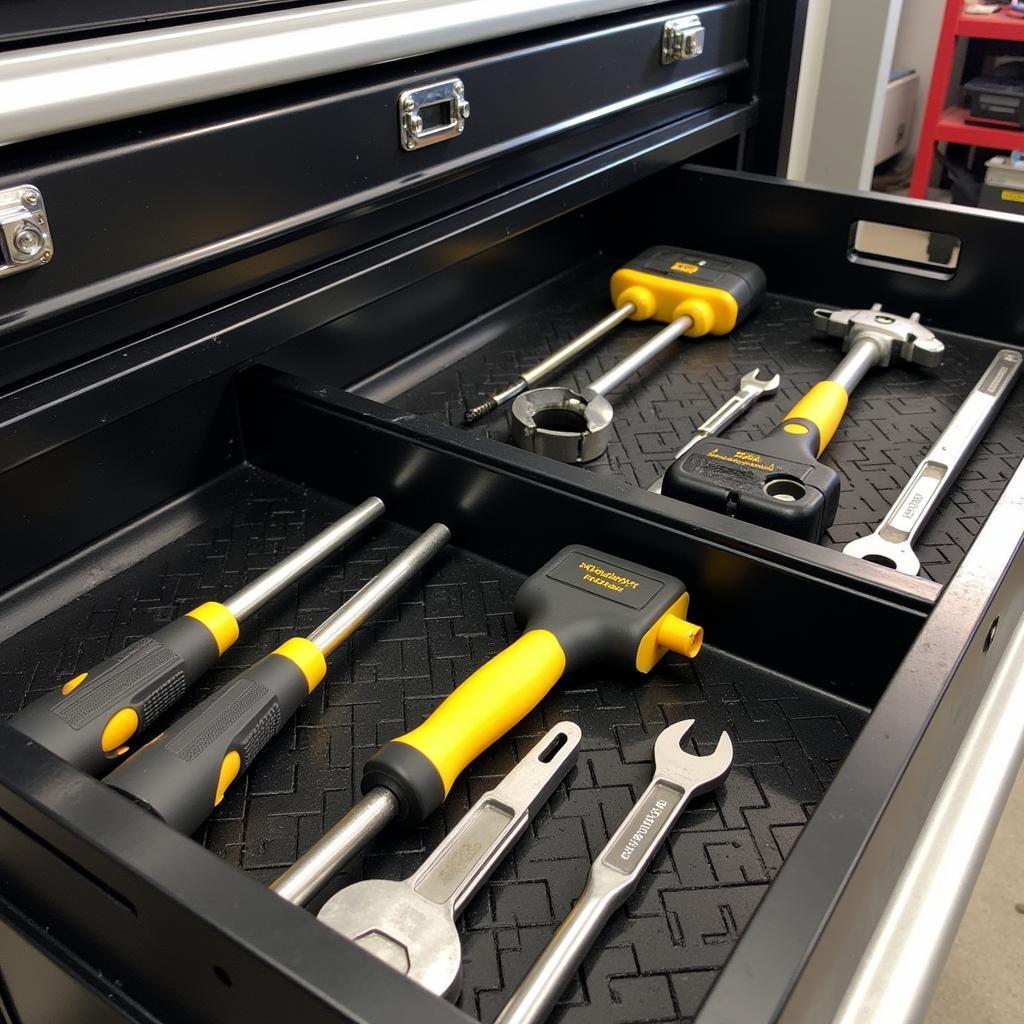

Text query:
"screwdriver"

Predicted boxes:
[[270, 544, 702, 904], [105, 524, 450, 833], [10, 497, 385, 775]]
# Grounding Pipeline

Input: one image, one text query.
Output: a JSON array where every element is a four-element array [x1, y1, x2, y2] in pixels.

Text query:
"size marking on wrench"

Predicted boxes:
[[843, 349, 1022, 576], [316, 722, 581, 999], [650, 368, 780, 494], [494, 720, 733, 1024]]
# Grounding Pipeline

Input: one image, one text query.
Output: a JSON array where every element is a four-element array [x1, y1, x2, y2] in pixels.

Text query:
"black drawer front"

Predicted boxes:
[[0, 0, 750, 388]]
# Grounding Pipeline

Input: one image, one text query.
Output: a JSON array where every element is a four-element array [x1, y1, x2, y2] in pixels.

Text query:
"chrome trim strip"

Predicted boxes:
[[0, 0, 668, 145], [832, 613, 1024, 1024]]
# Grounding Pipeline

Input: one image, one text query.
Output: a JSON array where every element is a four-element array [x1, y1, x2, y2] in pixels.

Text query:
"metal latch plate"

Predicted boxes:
[[0, 184, 52, 279], [399, 78, 470, 151], [661, 15, 705, 65]]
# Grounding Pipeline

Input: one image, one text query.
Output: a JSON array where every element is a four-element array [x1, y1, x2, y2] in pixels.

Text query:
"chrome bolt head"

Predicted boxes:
[[13, 223, 44, 257]]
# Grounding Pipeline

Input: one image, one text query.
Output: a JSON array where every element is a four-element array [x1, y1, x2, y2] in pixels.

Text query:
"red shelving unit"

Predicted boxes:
[[909, 1, 1024, 198]]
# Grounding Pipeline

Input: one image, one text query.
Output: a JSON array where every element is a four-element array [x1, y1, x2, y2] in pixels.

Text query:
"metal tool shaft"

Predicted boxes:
[[587, 314, 693, 396], [843, 349, 1022, 574], [223, 497, 385, 621], [271, 787, 400, 905], [827, 337, 883, 395], [307, 523, 451, 656], [465, 303, 636, 422]]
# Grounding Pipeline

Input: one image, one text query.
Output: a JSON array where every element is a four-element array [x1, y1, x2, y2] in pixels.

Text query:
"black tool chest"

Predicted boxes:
[[0, 3, 1022, 1024]]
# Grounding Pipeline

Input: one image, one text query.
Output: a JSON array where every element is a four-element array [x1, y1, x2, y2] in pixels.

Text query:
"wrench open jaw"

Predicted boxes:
[[653, 719, 734, 799]]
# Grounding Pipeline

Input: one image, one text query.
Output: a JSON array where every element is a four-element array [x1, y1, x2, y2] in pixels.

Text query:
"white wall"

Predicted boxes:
[[891, 0, 945, 156], [787, 0, 832, 180]]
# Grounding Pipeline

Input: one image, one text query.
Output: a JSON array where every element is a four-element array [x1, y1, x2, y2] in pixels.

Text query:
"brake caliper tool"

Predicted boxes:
[[10, 497, 386, 774], [662, 304, 946, 540], [105, 524, 450, 832], [509, 247, 765, 463], [844, 348, 1022, 574], [316, 721, 581, 999], [495, 720, 733, 1024], [270, 545, 704, 903]]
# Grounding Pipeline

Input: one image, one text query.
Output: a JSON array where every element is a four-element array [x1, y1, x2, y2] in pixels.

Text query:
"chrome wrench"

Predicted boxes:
[[649, 367, 781, 494], [315, 722, 582, 999], [843, 348, 1022, 575], [495, 720, 733, 1024]]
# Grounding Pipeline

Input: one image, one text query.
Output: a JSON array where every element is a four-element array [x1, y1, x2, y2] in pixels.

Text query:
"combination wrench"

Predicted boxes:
[[315, 722, 581, 999], [649, 368, 781, 494], [844, 348, 1022, 575], [495, 719, 733, 1024]]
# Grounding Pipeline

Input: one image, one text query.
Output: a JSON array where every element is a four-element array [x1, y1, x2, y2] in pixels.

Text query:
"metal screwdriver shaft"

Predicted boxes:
[[464, 302, 636, 423], [10, 497, 385, 774], [107, 524, 450, 833]]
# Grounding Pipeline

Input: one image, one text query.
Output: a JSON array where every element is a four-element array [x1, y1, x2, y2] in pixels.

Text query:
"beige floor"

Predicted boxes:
[[922, 765, 1024, 1024]]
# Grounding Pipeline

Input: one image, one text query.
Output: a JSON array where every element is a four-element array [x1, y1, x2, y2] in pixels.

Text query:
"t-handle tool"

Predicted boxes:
[[844, 348, 1022, 575], [270, 545, 703, 903], [662, 304, 946, 541], [315, 722, 581, 998], [464, 306, 638, 423], [10, 497, 385, 775], [509, 247, 765, 463], [649, 368, 781, 494], [105, 524, 450, 833], [495, 720, 733, 1024]]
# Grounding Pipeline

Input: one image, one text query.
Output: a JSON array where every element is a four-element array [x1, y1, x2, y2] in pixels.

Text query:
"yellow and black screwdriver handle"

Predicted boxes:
[[362, 546, 703, 823], [9, 602, 239, 777], [105, 637, 325, 834]]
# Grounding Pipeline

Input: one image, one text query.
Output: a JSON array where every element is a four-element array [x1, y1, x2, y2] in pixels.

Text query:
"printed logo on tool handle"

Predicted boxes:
[[603, 783, 683, 874], [545, 552, 664, 610]]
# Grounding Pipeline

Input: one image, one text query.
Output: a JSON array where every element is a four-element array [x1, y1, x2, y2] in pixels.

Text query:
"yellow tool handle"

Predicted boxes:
[[362, 630, 566, 822], [778, 380, 849, 455]]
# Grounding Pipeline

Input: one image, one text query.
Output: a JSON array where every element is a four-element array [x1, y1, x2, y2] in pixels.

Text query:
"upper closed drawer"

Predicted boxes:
[[0, 0, 751, 388]]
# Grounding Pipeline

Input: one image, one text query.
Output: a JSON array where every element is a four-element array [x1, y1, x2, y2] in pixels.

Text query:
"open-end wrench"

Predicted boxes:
[[495, 720, 733, 1024], [649, 368, 781, 494], [315, 722, 582, 999], [844, 348, 1022, 575]]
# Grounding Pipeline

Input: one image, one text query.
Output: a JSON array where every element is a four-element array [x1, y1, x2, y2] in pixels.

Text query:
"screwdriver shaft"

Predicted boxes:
[[223, 497, 385, 622], [464, 303, 635, 422], [270, 786, 399, 904], [307, 523, 450, 656]]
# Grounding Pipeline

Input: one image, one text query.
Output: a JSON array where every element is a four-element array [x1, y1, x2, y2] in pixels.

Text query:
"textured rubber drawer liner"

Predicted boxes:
[[0, 467, 864, 1023], [388, 262, 1024, 585]]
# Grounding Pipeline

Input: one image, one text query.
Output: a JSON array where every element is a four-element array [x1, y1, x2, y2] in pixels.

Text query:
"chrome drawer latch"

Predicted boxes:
[[662, 15, 705, 64], [0, 184, 52, 279], [399, 78, 470, 151]]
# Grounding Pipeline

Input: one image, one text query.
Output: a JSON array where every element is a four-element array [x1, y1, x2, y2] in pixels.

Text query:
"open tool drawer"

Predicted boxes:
[[1, 5, 1022, 1024], [1, 163, 1023, 1024]]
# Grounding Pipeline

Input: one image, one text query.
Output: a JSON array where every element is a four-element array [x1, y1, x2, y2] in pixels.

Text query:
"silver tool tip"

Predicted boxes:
[[464, 398, 496, 424]]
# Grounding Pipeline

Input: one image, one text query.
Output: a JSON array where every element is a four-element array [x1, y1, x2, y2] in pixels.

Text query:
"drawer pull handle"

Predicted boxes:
[[661, 15, 705, 65], [399, 78, 470, 151]]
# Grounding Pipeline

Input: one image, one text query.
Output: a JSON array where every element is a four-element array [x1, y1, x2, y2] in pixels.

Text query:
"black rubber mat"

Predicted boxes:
[[389, 266, 1024, 585], [0, 469, 865, 1023], [0, 468, 868, 1019]]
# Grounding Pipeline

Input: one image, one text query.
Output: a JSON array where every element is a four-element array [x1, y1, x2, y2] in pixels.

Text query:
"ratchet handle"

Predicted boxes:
[[363, 630, 567, 823], [106, 638, 325, 833], [776, 380, 849, 455], [9, 603, 238, 775]]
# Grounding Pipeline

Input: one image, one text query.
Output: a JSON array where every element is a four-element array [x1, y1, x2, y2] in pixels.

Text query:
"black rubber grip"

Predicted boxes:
[[362, 741, 446, 824], [9, 616, 220, 776], [105, 651, 310, 834]]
